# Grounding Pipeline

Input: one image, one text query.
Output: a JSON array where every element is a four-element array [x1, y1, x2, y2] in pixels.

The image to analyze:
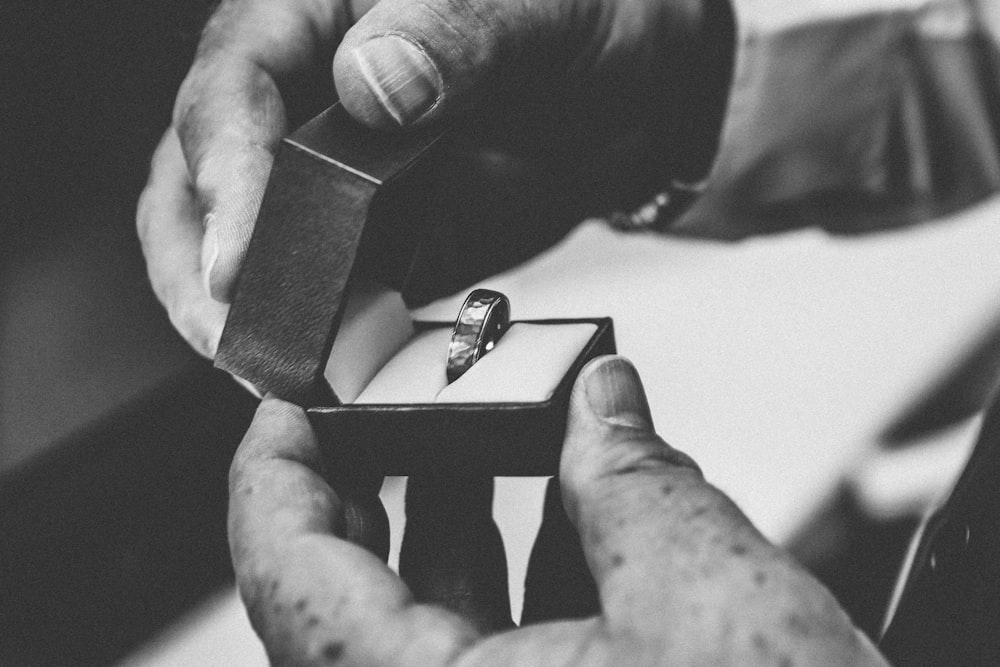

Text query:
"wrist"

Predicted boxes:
[[596, 0, 736, 193]]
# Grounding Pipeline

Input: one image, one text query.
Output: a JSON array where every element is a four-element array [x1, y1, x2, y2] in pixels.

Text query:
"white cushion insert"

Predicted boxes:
[[324, 281, 414, 403], [353, 322, 598, 404], [353, 328, 452, 404]]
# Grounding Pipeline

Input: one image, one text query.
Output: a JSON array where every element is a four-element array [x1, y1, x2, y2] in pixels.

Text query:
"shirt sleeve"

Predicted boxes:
[[671, 0, 1000, 239]]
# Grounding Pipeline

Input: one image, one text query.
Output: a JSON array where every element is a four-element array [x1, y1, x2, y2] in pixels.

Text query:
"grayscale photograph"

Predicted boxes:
[[3, 0, 1000, 664]]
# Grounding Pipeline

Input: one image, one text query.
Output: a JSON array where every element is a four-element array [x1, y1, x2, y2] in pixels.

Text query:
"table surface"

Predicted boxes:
[[120, 195, 1000, 666]]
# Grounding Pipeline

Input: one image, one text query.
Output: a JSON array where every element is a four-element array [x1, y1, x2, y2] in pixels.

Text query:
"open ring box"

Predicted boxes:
[[215, 104, 615, 483]]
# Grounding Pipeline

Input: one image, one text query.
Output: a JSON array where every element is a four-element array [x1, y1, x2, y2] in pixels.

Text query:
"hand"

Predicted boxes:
[[229, 355, 886, 665], [137, 0, 732, 358]]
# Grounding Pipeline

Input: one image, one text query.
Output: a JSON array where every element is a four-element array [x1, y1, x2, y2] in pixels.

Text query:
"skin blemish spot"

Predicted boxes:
[[754, 571, 767, 586], [690, 505, 709, 518], [611, 553, 625, 568], [752, 632, 769, 651], [295, 598, 307, 612], [786, 613, 811, 637], [661, 484, 673, 496], [729, 543, 749, 556], [307, 615, 320, 627], [323, 642, 344, 661]]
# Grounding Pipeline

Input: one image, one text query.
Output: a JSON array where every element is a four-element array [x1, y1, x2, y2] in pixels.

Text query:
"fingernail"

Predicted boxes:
[[582, 357, 654, 430], [352, 35, 442, 126], [201, 224, 219, 295]]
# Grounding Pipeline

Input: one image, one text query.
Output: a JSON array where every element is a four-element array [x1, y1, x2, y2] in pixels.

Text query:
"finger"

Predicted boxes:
[[172, 0, 349, 301], [400, 475, 513, 633], [333, 0, 622, 129], [230, 397, 479, 666], [520, 477, 599, 625], [559, 356, 883, 663], [137, 128, 228, 358]]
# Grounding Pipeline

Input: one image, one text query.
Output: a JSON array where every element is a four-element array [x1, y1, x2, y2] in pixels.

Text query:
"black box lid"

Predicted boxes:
[[214, 103, 445, 406]]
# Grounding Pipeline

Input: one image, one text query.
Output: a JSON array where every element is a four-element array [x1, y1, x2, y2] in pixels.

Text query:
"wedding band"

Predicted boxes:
[[446, 289, 511, 384]]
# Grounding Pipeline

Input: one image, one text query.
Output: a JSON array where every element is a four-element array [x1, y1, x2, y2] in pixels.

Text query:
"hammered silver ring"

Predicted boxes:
[[446, 289, 511, 384]]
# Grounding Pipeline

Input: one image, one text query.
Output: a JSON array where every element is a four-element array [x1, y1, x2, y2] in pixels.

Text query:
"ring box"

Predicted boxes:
[[215, 104, 615, 480]]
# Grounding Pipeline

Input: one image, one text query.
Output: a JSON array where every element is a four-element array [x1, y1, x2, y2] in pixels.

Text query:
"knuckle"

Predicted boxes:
[[229, 437, 257, 497], [134, 187, 154, 246], [564, 435, 701, 508], [606, 441, 702, 481], [165, 301, 194, 342], [402, 606, 477, 666], [428, 0, 499, 50], [136, 131, 183, 249], [172, 61, 210, 134], [190, 149, 232, 195], [604, 439, 686, 478], [169, 302, 216, 359], [193, 0, 244, 62], [147, 258, 182, 309], [146, 272, 172, 313], [171, 65, 225, 167]]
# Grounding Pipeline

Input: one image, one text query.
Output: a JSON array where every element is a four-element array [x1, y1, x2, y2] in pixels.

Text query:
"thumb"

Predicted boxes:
[[559, 355, 701, 506], [558, 358, 882, 665], [332, 0, 593, 128]]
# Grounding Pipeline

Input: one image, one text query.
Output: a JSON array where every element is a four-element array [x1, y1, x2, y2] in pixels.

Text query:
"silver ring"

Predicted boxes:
[[446, 289, 511, 384]]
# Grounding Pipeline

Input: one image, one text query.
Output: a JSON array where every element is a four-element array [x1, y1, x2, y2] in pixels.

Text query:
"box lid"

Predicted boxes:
[[214, 103, 446, 406]]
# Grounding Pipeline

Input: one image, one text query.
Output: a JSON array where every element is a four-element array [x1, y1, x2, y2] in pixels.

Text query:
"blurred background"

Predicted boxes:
[[2, 2, 260, 664]]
